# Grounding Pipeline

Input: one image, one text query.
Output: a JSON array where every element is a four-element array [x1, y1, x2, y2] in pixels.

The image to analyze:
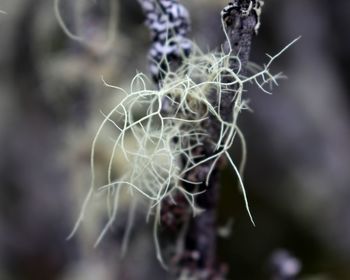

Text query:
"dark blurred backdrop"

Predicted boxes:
[[0, 0, 349, 279]]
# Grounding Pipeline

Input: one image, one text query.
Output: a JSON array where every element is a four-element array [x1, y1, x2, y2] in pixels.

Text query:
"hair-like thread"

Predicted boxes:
[[67, 0, 300, 268]]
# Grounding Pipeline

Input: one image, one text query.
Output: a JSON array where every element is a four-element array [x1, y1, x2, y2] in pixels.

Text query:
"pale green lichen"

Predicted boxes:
[[69, 37, 300, 268]]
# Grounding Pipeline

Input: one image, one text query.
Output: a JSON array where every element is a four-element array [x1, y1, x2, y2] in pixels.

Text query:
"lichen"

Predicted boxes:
[[67, 34, 299, 268]]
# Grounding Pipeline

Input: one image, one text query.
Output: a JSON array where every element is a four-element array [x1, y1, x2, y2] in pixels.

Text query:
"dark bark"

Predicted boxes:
[[172, 3, 259, 279], [139, 1, 260, 279]]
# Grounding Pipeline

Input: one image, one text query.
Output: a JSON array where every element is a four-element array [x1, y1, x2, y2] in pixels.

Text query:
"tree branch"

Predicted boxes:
[[138, 1, 263, 279]]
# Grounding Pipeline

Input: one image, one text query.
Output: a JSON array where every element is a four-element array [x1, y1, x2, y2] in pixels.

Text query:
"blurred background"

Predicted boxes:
[[0, 0, 349, 279]]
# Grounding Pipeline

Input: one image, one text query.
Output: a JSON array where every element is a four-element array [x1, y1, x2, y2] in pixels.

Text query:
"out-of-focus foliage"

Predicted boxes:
[[0, 0, 350, 279]]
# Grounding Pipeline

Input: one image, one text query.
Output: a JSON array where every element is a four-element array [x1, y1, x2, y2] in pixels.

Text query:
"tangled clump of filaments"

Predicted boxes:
[[69, 38, 299, 266]]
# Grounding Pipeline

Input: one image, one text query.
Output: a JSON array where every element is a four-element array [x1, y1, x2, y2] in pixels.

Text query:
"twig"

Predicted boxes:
[[138, 1, 263, 278]]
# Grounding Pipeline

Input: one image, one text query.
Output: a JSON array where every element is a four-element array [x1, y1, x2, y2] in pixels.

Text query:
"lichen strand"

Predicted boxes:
[[69, 35, 299, 267]]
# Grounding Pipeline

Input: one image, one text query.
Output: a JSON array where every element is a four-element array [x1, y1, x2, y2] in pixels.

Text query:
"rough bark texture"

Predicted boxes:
[[173, 3, 259, 279], [131, 0, 262, 279], [138, 1, 260, 279]]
